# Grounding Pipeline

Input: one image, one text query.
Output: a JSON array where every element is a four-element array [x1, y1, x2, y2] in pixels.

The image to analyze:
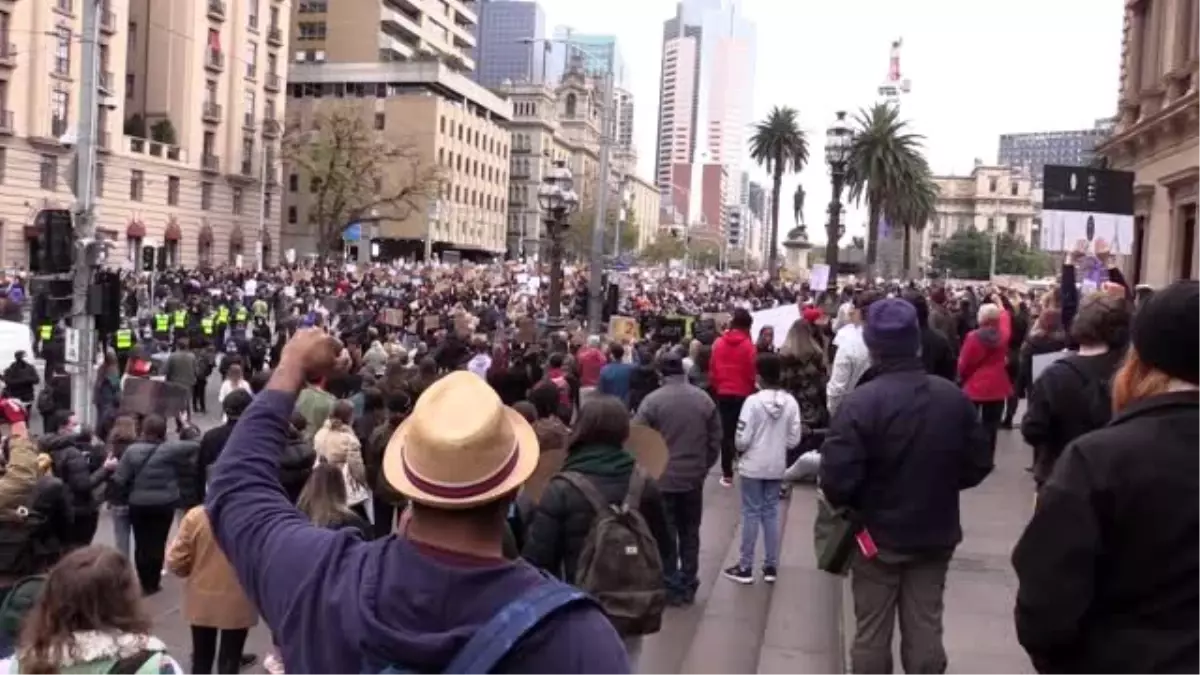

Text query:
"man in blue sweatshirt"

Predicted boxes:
[[206, 329, 629, 674]]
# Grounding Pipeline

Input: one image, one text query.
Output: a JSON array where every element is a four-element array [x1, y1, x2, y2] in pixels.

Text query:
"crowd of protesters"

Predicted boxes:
[[0, 244, 1190, 674]]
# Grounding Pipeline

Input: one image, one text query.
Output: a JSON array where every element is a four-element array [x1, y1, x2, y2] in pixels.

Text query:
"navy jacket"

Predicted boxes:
[[206, 390, 629, 674], [819, 358, 993, 553]]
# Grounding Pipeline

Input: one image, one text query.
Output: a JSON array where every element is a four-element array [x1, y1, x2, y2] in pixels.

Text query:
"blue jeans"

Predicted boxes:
[[111, 505, 132, 559], [738, 477, 782, 569]]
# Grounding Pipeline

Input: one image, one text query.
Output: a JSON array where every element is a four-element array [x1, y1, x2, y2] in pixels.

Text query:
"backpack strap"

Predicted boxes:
[[622, 468, 647, 512], [106, 649, 157, 674], [558, 471, 611, 515], [442, 580, 591, 674]]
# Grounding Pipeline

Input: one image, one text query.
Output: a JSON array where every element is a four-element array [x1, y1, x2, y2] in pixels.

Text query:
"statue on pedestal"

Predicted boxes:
[[793, 185, 806, 226]]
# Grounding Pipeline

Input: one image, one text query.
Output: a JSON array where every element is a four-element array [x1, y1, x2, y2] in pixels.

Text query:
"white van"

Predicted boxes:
[[0, 320, 35, 374]]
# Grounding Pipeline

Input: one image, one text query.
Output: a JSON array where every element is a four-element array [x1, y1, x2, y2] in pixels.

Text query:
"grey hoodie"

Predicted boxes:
[[734, 389, 802, 480]]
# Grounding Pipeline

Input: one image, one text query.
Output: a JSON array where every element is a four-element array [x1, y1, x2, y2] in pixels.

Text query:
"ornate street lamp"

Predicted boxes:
[[538, 159, 579, 328], [824, 110, 853, 271]]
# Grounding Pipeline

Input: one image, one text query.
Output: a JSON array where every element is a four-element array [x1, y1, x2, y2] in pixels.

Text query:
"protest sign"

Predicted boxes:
[[609, 315, 640, 343], [380, 308, 405, 327]]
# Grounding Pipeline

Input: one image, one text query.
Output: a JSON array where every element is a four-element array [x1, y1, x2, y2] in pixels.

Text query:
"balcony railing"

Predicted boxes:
[[243, 113, 256, 129], [205, 49, 224, 71], [240, 159, 253, 176], [201, 153, 220, 172], [51, 117, 68, 138], [267, 26, 283, 45], [264, 72, 281, 91], [127, 136, 185, 162], [262, 118, 280, 136], [99, 71, 114, 93], [0, 43, 15, 67], [100, 10, 117, 33], [202, 101, 222, 122], [207, 0, 226, 20], [0, 110, 13, 135]]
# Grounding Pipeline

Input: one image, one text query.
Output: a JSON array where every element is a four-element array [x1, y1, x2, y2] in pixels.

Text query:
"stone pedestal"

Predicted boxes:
[[782, 226, 813, 275]]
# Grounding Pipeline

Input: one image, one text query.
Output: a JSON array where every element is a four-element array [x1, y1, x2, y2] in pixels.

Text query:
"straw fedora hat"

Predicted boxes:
[[383, 371, 539, 509]]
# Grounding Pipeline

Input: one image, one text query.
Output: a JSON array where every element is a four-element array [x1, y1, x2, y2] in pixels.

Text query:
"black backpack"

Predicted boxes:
[[1060, 359, 1113, 431]]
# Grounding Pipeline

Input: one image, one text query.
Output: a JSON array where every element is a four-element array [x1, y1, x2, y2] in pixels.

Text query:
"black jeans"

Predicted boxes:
[[661, 487, 704, 599], [716, 395, 747, 479], [190, 625, 248, 674], [128, 505, 175, 593], [975, 401, 1005, 464], [66, 511, 99, 550]]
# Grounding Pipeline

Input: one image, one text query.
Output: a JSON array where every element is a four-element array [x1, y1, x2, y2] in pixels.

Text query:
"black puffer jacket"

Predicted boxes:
[[279, 434, 316, 504], [521, 455, 674, 584], [41, 434, 105, 518], [111, 440, 194, 508]]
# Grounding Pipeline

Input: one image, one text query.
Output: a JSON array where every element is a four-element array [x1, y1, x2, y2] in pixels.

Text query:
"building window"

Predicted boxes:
[[232, 187, 244, 214], [1007, 217, 1018, 236], [310, 177, 320, 193], [297, 21, 326, 40], [201, 182, 213, 210], [245, 42, 257, 78], [50, 90, 69, 137], [247, 0, 259, 29], [287, 206, 297, 223], [988, 177, 998, 193], [298, 0, 327, 11], [198, 237, 212, 267], [986, 217, 995, 232], [130, 169, 144, 201], [93, 162, 104, 197], [374, 112, 385, 130], [54, 27, 71, 76], [167, 176, 180, 205], [263, 193, 272, 219], [39, 154, 57, 190], [1010, 181, 1018, 196], [288, 173, 298, 191], [440, 116, 445, 133]]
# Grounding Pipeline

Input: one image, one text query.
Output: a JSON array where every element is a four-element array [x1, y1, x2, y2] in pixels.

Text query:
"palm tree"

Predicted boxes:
[[845, 103, 931, 278], [749, 106, 808, 279], [892, 158, 939, 277]]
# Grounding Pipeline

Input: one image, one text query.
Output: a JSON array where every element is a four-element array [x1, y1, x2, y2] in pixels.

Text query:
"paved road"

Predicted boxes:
[[74, 376, 1033, 673]]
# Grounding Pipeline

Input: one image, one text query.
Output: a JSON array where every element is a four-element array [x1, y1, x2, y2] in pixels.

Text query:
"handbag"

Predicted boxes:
[[813, 489, 858, 576]]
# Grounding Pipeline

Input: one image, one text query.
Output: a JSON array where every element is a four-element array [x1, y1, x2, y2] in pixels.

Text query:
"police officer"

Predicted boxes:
[[113, 321, 135, 373], [36, 320, 55, 358], [153, 306, 172, 344]]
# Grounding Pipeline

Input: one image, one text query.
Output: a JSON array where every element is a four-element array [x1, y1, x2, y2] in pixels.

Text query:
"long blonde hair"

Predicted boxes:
[[1111, 348, 1175, 414], [779, 318, 825, 364], [296, 461, 355, 529]]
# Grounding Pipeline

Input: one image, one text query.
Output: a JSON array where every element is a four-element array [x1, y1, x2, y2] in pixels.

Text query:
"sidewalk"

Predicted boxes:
[[838, 427, 1036, 673]]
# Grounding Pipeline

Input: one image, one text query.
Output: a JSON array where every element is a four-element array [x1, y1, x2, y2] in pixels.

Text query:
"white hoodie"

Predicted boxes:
[[734, 388, 803, 480]]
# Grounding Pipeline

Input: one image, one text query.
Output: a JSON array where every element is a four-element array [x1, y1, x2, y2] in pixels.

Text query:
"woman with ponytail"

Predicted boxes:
[[1012, 280, 1198, 674]]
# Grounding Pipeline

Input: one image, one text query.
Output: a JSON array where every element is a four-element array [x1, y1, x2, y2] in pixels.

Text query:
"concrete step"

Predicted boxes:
[[754, 485, 844, 673], [674, 478, 793, 674]]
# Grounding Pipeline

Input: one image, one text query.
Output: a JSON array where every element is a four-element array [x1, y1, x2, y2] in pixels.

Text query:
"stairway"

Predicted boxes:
[[637, 477, 844, 673]]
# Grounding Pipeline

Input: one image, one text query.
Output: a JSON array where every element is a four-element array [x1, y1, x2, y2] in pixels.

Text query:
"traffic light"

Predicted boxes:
[[35, 209, 74, 274]]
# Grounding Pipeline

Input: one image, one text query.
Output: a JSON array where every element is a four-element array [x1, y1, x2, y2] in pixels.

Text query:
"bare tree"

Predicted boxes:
[[283, 103, 443, 254]]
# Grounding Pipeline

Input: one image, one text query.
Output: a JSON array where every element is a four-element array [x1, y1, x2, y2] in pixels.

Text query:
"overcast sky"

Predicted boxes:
[[536, 0, 1125, 243]]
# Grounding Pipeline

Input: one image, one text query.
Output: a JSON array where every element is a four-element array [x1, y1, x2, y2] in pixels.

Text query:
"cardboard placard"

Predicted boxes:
[[380, 308, 405, 327], [609, 315, 640, 343], [656, 316, 688, 343], [422, 314, 441, 332], [120, 378, 190, 419], [453, 314, 472, 338], [701, 312, 732, 331]]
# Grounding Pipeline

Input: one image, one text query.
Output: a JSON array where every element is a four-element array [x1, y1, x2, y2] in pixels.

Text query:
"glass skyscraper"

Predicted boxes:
[[472, 0, 547, 87]]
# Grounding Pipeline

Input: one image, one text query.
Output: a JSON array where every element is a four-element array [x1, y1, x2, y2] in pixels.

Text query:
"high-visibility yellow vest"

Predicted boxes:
[[201, 317, 215, 335], [217, 306, 230, 324], [115, 329, 133, 349], [235, 307, 248, 322], [174, 309, 187, 328], [155, 314, 170, 332], [38, 324, 53, 341]]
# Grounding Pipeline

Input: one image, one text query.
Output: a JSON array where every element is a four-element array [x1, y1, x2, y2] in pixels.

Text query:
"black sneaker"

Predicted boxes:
[[763, 565, 778, 583], [723, 565, 753, 585]]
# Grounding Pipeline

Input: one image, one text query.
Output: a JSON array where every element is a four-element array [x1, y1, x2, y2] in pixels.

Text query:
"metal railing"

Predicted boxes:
[[202, 153, 221, 171]]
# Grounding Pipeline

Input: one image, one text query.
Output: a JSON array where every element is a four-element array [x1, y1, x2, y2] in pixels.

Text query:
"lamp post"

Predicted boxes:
[[824, 111, 853, 272], [538, 160, 579, 329]]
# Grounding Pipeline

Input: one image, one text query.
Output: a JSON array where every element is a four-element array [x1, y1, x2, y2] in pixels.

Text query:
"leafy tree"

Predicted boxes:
[[283, 103, 443, 254], [845, 103, 936, 278], [639, 234, 685, 264], [750, 106, 808, 280], [690, 240, 722, 269], [562, 202, 639, 260], [930, 228, 1055, 279], [150, 119, 177, 146]]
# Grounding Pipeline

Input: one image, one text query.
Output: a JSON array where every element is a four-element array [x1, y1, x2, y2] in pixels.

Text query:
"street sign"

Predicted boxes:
[[64, 327, 81, 365]]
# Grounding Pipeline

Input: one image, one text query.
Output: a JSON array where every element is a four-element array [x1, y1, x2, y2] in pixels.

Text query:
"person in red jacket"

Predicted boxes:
[[709, 309, 758, 486], [957, 301, 1012, 460]]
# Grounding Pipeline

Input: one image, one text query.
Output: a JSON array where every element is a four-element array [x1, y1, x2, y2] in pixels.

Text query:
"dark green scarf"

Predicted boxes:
[[562, 443, 636, 476]]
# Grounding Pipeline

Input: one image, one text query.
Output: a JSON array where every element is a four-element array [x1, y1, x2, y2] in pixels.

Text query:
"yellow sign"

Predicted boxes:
[[609, 315, 640, 343]]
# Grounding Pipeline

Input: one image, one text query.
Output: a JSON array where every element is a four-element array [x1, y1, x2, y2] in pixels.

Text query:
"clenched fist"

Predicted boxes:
[[279, 328, 342, 384]]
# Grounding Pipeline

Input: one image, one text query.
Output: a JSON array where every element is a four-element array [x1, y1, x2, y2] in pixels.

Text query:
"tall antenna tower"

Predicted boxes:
[[877, 38, 912, 104]]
